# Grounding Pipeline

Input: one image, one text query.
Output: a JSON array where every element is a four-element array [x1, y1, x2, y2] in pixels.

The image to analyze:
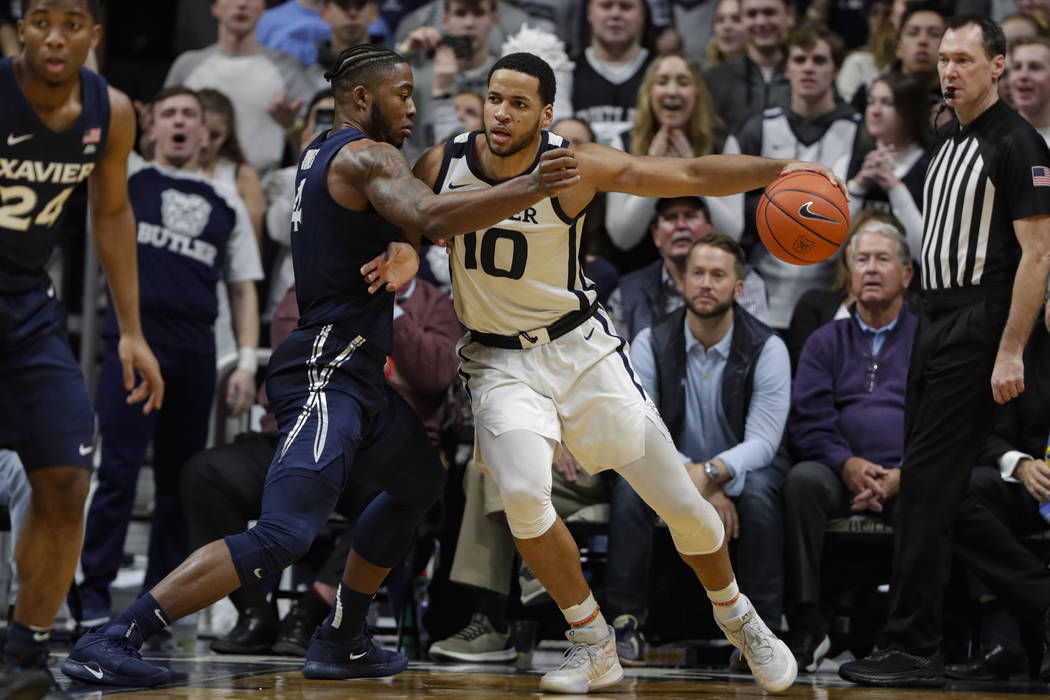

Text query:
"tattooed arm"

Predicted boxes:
[[331, 139, 578, 245]]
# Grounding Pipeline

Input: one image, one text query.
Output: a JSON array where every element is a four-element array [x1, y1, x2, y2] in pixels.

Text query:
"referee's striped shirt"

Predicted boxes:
[[921, 100, 1050, 292]]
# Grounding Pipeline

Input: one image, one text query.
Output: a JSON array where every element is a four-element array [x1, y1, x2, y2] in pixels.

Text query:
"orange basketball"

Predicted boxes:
[[756, 171, 849, 265]]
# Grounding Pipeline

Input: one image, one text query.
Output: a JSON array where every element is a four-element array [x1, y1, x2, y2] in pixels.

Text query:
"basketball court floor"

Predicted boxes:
[[48, 644, 1050, 698]]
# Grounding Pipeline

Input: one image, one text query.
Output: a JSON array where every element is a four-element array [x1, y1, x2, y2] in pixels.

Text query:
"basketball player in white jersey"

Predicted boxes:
[[397, 52, 843, 695]]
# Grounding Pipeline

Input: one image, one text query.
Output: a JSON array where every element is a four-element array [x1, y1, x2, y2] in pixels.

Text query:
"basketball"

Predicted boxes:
[[756, 171, 849, 265]]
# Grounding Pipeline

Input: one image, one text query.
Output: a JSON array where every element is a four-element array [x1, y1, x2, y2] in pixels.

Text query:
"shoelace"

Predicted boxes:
[[738, 617, 775, 665], [451, 620, 490, 641], [102, 633, 145, 661], [556, 640, 600, 671]]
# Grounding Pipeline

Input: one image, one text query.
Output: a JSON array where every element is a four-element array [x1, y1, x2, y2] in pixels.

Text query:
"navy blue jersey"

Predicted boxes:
[[290, 128, 400, 355], [0, 57, 110, 293], [101, 156, 248, 350]]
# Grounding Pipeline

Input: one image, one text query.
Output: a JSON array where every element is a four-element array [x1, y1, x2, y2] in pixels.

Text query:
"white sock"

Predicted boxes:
[[707, 578, 748, 624], [561, 592, 608, 636]]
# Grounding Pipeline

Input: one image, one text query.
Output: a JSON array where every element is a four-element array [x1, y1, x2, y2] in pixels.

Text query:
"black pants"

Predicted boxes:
[[883, 295, 1007, 654], [783, 460, 897, 632], [179, 432, 379, 611], [954, 466, 1050, 619]]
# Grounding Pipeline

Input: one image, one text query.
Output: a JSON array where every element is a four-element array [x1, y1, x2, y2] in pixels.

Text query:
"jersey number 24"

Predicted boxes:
[[0, 185, 75, 231]]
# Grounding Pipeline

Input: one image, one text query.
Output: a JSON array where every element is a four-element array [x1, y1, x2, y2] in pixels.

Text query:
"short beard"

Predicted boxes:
[[370, 101, 401, 148], [484, 116, 541, 157], [685, 296, 733, 320]]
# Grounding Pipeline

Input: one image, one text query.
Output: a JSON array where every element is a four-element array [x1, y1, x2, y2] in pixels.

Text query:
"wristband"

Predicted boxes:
[[237, 347, 258, 374]]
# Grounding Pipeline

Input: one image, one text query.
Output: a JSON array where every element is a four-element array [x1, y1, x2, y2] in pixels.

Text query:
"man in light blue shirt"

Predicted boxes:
[[606, 233, 791, 665]]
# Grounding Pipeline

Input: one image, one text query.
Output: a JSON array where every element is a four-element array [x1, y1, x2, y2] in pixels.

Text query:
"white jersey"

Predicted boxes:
[[439, 130, 598, 336]]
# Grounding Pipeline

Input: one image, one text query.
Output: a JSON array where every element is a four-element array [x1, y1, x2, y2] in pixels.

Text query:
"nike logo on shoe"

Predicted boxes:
[[7, 133, 32, 146], [84, 663, 105, 680], [349, 651, 369, 661]]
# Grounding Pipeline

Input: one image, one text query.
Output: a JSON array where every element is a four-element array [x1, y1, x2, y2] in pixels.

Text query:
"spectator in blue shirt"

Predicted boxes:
[[784, 215, 917, 673], [257, 0, 389, 66], [607, 232, 791, 665]]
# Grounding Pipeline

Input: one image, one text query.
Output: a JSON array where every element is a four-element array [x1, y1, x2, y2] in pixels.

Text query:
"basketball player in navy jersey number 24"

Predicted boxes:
[[0, 1, 163, 698], [61, 44, 581, 689], [409, 53, 844, 695]]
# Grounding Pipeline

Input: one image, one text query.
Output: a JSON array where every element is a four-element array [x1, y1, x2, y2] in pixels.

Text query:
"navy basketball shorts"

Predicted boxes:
[[0, 286, 94, 471]]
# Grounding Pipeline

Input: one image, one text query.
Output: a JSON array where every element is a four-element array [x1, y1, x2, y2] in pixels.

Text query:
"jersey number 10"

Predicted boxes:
[[462, 227, 527, 280]]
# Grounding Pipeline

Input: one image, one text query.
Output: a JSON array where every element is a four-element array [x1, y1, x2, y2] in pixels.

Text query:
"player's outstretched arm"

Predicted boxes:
[[343, 141, 579, 243], [89, 87, 164, 413], [991, 215, 1050, 404], [577, 143, 845, 200]]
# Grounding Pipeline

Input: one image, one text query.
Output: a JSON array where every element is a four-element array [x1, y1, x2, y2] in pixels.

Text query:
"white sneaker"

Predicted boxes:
[[716, 598, 797, 693], [539, 624, 623, 694]]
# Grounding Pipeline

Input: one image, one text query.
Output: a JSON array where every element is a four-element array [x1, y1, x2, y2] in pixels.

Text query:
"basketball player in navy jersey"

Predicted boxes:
[[62, 44, 580, 688], [0, 1, 163, 698], [411, 52, 843, 694]]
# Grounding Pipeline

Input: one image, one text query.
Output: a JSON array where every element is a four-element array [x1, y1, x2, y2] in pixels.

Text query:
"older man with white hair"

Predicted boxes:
[[783, 215, 917, 674]]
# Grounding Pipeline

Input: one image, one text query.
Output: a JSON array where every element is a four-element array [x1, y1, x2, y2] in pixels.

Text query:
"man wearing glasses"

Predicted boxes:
[[783, 216, 917, 674]]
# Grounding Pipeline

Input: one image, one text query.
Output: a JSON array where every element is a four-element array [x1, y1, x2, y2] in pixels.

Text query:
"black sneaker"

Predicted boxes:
[[301, 625, 408, 679], [210, 607, 279, 655], [612, 615, 646, 667], [838, 647, 945, 688], [0, 656, 71, 700], [790, 631, 831, 673]]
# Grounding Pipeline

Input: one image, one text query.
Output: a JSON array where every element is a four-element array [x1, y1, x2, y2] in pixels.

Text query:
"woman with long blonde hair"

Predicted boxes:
[[606, 52, 741, 265]]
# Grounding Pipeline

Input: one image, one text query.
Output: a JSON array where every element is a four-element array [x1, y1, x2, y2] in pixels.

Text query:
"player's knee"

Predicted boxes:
[[29, 466, 89, 513], [666, 495, 725, 555], [226, 512, 317, 584], [501, 485, 556, 540]]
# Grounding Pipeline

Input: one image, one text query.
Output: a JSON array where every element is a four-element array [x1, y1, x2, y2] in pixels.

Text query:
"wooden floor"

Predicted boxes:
[[52, 648, 1050, 698]]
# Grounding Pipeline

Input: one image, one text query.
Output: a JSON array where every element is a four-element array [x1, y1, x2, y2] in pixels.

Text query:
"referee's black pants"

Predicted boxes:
[[883, 292, 1008, 655]]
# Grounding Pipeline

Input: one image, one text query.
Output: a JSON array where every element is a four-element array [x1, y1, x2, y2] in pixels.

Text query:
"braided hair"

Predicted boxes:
[[324, 45, 407, 102]]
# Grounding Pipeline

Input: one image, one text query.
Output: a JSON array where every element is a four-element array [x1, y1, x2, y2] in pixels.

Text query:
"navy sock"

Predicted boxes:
[[110, 593, 169, 647], [321, 582, 373, 642], [3, 621, 48, 667]]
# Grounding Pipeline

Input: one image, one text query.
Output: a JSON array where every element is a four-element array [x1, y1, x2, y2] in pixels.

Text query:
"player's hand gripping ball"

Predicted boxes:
[[756, 171, 849, 264]]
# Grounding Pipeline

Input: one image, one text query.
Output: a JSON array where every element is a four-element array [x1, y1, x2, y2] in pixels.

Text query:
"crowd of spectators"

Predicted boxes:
[[4, 0, 1050, 684]]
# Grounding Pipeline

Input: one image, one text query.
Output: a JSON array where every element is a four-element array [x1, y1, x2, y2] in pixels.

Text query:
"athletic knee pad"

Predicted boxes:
[[502, 486, 557, 540], [666, 494, 725, 556], [224, 512, 318, 585]]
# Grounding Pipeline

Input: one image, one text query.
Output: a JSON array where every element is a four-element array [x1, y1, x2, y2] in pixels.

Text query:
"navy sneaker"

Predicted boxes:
[[60, 624, 171, 687], [1, 655, 71, 699], [302, 626, 408, 680], [612, 615, 646, 666]]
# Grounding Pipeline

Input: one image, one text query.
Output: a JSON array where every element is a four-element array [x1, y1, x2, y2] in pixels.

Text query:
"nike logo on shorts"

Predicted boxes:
[[584, 328, 594, 341], [448, 182, 472, 189], [78, 443, 94, 456]]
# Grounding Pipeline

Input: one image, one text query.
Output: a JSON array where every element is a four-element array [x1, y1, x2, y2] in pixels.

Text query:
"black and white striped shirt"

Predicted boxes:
[[921, 100, 1050, 291]]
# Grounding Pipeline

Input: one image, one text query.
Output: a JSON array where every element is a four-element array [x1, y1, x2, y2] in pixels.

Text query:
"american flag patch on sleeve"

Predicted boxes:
[[1032, 166, 1050, 186], [82, 127, 101, 144]]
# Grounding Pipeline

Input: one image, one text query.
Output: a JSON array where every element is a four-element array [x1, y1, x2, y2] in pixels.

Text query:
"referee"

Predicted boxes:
[[840, 15, 1050, 687]]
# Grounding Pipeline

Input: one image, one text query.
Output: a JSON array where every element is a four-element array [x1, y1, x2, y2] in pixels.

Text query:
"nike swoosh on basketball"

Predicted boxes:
[[797, 201, 840, 224], [349, 651, 369, 661], [448, 182, 472, 189], [6, 133, 32, 146], [84, 663, 105, 680], [78, 443, 93, 456]]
